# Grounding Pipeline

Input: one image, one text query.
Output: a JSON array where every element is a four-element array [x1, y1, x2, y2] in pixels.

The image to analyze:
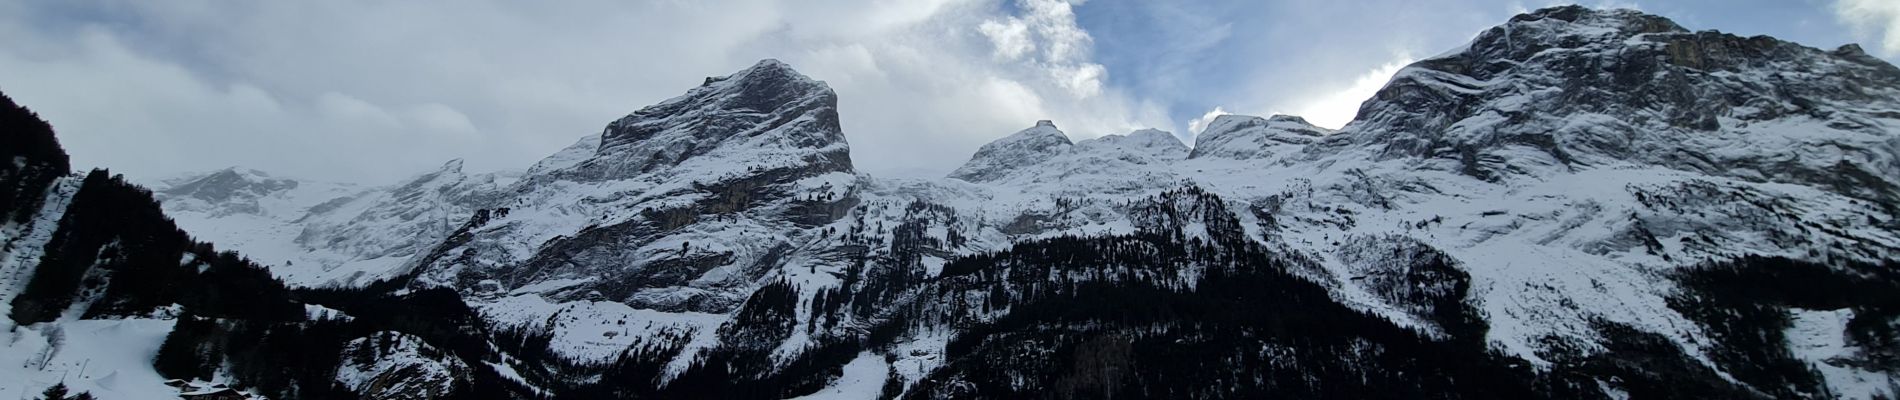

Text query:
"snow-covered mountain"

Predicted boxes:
[[409, 58, 859, 316], [151, 161, 509, 288], [1, 5, 1897, 399]]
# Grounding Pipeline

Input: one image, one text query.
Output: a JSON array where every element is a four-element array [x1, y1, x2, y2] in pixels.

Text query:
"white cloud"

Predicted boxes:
[[1020, 0, 1093, 64], [1836, 0, 1900, 56], [977, 0, 1113, 99], [1292, 56, 1413, 129], [977, 19, 1035, 60], [1052, 63, 1107, 97]]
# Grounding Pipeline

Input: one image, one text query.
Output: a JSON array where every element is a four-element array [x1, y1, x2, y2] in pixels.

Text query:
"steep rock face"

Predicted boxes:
[[1336, 6, 1900, 203], [1188, 114, 1330, 160], [412, 59, 859, 314]]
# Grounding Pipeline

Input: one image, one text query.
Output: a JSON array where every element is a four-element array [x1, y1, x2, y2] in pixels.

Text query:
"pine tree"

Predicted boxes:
[[36, 383, 70, 400]]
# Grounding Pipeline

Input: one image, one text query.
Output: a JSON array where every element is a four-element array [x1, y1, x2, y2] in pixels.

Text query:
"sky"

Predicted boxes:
[[0, 0, 1896, 184]]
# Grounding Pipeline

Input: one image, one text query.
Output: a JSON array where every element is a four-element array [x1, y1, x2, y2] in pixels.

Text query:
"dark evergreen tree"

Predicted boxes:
[[34, 382, 87, 400], [0, 90, 71, 224]]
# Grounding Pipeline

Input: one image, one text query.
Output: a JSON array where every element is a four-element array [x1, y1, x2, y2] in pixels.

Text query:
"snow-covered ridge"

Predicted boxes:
[[1188, 114, 1331, 160], [1079, 128, 1187, 158]]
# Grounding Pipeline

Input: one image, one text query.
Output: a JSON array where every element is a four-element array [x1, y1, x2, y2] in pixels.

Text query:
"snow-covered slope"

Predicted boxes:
[[0, 319, 181, 400], [153, 168, 356, 281], [152, 161, 508, 288]]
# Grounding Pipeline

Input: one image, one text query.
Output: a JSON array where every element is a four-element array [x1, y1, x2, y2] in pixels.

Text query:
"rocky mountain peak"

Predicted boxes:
[[1335, 5, 1900, 202], [556, 59, 851, 182], [399, 60, 865, 313], [1436, 6, 1686, 73], [948, 121, 1074, 182]]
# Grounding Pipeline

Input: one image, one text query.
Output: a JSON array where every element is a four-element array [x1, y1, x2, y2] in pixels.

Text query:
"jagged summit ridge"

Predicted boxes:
[[555, 59, 852, 182]]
